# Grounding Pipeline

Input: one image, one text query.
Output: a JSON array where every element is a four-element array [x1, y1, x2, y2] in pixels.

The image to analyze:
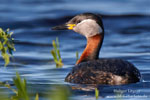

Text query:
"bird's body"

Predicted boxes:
[[65, 59, 140, 85], [52, 13, 141, 85]]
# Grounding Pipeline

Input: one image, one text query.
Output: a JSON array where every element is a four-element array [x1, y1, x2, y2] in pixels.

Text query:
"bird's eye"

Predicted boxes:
[[77, 20, 81, 24]]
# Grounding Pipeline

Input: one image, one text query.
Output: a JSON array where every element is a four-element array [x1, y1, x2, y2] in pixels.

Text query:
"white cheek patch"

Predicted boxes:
[[73, 19, 103, 38]]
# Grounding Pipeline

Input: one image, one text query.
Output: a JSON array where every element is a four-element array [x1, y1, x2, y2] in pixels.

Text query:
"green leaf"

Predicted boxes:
[[35, 94, 39, 100], [57, 49, 61, 60], [51, 50, 58, 61], [51, 37, 63, 68], [1, 72, 39, 100], [13, 72, 30, 100], [52, 40, 57, 51], [0, 28, 15, 66], [76, 51, 79, 62], [0, 41, 3, 50], [95, 88, 99, 100], [3, 53, 10, 67]]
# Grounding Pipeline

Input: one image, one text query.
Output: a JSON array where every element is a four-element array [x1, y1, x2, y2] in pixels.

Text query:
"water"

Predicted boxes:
[[0, 0, 150, 100]]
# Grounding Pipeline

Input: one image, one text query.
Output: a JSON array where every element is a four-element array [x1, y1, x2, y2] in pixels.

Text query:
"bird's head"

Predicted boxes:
[[52, 13, 104, 38]]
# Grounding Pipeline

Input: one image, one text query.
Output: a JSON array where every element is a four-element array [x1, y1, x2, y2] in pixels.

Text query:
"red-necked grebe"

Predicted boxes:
[[52, 13, 141, 85]]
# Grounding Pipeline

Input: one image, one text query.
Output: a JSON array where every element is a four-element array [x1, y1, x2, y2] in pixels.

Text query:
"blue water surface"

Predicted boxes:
[[0, 0, 150, 100]]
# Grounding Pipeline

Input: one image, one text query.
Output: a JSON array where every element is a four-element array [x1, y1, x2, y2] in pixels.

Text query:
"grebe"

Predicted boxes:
[[52, 13, 141, 85]]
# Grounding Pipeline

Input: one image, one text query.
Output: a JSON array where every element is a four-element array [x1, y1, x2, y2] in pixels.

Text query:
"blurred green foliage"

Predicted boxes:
[[76, 51, 79, 62], [0, 29, 72, 100], [51, 37, 63, 68], [0, 88, 9, 100], [0, 81, 17, 95], [0, 72, 73, 100], [35, 94, 39, 100], [95, 88, 99, 100], [12, 72, 30, 100], [0, 72, 39, 100], [49, 85, 71, 100], [0, 28, 15, 66]]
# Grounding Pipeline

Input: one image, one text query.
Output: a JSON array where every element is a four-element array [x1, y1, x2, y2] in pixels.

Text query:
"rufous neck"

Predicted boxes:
[[76, 33, 104, 64]]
